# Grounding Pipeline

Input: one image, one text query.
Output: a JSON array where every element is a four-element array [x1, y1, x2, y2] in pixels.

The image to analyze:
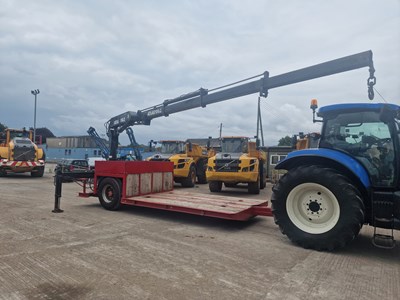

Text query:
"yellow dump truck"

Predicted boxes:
[[0, 128, 45, 177], [147, 140, 210, 187], [294, 132, 321, 150], [206, 136, 267, 194]]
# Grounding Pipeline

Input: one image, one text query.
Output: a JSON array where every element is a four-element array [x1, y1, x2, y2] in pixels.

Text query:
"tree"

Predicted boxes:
[[278, 135, 292, 146], [29, 127, 55, 144], [0, 122, 7, 133]]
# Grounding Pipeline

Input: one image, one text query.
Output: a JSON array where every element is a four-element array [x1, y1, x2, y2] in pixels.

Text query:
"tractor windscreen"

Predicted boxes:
[[320, 111, 395, 187]]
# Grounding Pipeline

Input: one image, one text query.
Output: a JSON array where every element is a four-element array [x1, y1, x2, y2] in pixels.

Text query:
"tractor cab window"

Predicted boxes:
[[221, 138, 248, 153], [160, 142, 185, 154], [321, 111, 395, 187]]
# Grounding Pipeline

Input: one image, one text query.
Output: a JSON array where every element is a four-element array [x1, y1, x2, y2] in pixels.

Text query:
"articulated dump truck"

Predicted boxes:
[[206, 136, 267, 194], [0, 128, 45, 177], [147, 140, 211, 187]]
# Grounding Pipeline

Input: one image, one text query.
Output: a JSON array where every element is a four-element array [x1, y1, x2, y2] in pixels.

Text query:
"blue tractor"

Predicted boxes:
[[272, 101, 400, 250]]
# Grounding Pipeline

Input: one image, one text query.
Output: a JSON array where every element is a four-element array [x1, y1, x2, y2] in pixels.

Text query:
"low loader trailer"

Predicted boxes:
[[53, 160, 273, 221]]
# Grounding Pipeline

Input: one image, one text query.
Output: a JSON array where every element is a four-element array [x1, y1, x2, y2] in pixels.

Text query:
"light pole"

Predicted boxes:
[[31, 89, 40, 142]]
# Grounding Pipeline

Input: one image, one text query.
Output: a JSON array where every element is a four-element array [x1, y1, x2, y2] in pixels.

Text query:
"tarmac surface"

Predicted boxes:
[[0, 166, 399, 300]]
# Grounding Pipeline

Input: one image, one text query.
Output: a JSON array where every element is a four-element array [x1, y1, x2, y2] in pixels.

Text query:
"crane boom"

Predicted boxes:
[[106, 50, 375, 159]]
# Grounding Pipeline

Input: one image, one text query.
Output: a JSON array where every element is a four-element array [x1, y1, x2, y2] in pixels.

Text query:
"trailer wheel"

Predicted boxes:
[[248, 176, 260, 194], [98, 177, 122, 211], [181, 165, 196, 187], [271, 165, 364, 251], [209, 181, 222, 192]]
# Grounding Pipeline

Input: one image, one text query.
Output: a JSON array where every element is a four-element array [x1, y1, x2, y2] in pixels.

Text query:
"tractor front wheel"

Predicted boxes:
[[271, 165, 364, 251]]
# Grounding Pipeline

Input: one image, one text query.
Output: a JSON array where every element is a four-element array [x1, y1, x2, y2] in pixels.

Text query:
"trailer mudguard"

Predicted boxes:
[[275, 148, 371, 188]]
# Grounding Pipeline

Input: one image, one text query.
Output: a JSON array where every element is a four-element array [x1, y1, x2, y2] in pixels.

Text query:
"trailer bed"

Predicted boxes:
[[55, 161, 273, 220], [121, 190, 272, 221]]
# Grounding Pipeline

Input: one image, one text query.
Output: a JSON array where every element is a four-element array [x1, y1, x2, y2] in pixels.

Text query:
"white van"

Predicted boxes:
[[87, 157, 106, 169]]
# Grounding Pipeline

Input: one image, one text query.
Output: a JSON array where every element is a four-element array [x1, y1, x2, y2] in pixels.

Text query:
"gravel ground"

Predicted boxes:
[[0, 167, 399, 300]]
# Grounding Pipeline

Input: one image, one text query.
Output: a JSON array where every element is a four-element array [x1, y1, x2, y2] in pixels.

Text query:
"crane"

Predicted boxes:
[[104, 50, 375, 160]]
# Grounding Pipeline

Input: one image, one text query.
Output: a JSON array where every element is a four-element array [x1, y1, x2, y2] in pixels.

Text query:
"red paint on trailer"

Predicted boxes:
[[81, 161, 273, 220]]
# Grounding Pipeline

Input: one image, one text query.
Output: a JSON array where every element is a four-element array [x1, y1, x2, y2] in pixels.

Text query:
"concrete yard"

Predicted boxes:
[[0, 168, 399, 300]]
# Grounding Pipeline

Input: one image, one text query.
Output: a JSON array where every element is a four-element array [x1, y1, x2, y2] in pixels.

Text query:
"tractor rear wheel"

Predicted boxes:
[[271, 165, 364, 251]]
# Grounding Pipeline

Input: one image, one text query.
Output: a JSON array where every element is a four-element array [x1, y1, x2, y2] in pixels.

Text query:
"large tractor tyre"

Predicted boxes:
[[98, 177, 122, 211], [31, 166, 44, 177], [0, 168, 7, 177], [196, 160, 207, 184], [181, 165, 196, 187], [271, 165, 365, 251], [248, 176, 260, 194], [209, 181, 222, 192]]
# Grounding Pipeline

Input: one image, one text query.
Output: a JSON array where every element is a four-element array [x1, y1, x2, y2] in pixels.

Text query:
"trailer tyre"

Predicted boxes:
[[271, 166, 364, 251], [98, 177, 122, 211]]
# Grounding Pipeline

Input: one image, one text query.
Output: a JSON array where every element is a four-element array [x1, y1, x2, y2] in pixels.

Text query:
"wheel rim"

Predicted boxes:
[[286, 183, 340, 234], [101, 184, 114, 204]]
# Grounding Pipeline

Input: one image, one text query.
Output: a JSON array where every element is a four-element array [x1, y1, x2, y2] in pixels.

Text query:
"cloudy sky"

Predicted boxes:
[[1, 0, 399, 146]]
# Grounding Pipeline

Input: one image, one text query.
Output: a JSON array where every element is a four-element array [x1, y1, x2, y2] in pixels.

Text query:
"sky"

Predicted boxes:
[[0, 0, 399, 146]]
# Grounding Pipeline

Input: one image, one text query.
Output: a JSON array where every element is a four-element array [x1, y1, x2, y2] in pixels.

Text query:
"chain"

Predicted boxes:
[[367, 65, 376, 100]]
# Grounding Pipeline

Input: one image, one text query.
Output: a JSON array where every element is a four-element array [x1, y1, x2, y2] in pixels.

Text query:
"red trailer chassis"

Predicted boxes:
[[53, 161, 272, 221]]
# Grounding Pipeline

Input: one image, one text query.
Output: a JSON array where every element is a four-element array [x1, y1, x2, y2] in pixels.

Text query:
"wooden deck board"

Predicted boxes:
[[123, 190, 268, 215]]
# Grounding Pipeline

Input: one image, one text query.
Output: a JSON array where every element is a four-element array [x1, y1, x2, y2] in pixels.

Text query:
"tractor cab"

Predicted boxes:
[[316, 103, 399, 187]]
